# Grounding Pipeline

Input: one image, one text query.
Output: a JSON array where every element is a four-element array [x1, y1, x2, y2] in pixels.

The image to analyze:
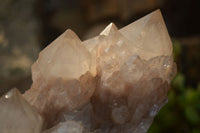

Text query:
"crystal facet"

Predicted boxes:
[[120, 10, 173, 60]]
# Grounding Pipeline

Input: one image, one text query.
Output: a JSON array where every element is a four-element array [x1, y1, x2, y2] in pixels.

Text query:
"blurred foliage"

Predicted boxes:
[[148, 41, 200, 133]]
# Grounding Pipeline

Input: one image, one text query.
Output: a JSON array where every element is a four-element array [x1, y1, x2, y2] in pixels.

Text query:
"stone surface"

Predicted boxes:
[[0, 88, 43, 133], [24, 9, 176, 133]]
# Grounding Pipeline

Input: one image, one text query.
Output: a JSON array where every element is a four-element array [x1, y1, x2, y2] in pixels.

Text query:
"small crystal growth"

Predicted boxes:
[[0, 89, 43, 133]]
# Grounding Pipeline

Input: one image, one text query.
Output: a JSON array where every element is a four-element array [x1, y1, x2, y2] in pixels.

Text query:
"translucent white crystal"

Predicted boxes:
[[120, 10, 173, 60], [0, 89, 43, 133], [24, 30, 96, 128], [36, 29, 93, 80]]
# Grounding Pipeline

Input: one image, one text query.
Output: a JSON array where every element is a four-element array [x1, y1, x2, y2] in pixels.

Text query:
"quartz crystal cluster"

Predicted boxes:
[[0, 9, 176, 133]]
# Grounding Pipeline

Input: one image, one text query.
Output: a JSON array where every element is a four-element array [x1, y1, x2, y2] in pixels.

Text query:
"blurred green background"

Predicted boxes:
[[148, 40, 200, 133], [0, 0, 199, 132]]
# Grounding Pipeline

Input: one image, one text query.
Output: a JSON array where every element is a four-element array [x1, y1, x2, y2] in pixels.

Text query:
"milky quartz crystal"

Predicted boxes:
[[23, 9, 176, 133], [0, 88, 43, 133], [24, 30, 96, 127]]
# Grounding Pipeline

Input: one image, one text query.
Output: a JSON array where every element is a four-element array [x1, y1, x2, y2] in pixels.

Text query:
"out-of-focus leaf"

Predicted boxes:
[[192, 128, 200, 133], [185, 88, 200, 105], [147, 122, 160, 133], [184, 106, 200, 125], [173, 40, 182, 60], [172, 73, 185, 91]]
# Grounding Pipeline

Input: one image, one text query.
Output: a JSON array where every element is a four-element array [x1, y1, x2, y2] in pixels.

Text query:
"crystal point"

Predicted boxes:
[[100, 23, 118, 36], [24, 29, 96, 127], [0, 89, 43, 133], [120, 9, 172, 60]]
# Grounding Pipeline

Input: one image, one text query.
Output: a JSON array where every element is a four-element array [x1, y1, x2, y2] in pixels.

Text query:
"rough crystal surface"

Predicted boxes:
[[23, 9, 176, 133], [43, 121, 84, 133], [0, 88, 43, 133]]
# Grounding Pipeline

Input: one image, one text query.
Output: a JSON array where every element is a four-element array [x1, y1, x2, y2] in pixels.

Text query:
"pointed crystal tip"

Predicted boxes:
[[64, 29, 81, 41], [100, 23, 118, 36], [0, 88, 43, 133]]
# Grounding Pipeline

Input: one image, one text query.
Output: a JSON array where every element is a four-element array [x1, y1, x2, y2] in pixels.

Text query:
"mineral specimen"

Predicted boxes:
[[23, 9, 176, 133], [0, 88, 43, 133]]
